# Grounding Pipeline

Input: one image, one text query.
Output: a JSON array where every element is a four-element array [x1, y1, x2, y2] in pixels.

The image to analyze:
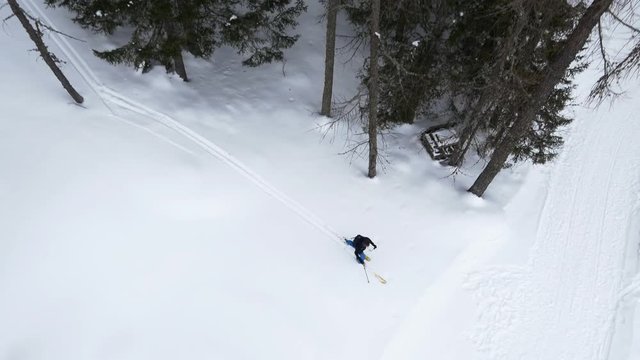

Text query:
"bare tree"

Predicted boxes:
[[367, 0, 380, 178], [468, 0, 614, 197], [320, 0, 339, 116], [590, 2, 640, 102], [6, 0, 83, 104]]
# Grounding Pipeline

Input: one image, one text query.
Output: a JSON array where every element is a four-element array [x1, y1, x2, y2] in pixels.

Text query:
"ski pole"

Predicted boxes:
[[363, 264, 370, 283]]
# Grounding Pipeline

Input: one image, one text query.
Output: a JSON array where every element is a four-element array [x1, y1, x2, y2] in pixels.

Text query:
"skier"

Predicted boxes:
[[345, 234, 377, 264]]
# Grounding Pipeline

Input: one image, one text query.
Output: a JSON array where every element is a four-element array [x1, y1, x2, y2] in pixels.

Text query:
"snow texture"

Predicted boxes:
[[0, 1, 638, 360]]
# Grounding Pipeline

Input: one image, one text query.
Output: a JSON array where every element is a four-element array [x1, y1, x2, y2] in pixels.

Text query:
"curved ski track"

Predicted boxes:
[[21, 1, 369, 266]]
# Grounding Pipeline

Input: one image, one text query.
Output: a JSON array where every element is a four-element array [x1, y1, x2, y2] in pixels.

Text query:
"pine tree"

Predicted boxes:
[[343, 0, 452, 126], [468, 0, 615, 196], [221, 0, 306, 67], [444, 0, 586, 167], [46, 0, 306, 79], [325, 0, 590, 181]]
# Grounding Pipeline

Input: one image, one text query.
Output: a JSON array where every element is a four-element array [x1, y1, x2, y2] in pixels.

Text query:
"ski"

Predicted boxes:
[[374, 273, 387, 284]]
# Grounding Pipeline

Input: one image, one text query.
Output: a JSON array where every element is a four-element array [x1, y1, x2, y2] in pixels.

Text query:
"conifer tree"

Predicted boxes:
[[468, 0, 615, 196], [304, 0, 592, 183], [46, 0, 306, 79], [343, 0, 452, 126], [443, 0, 586, 167]]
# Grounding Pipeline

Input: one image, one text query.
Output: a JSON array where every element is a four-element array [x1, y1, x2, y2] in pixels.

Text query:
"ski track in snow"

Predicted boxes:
[[21, 1, 377, 272], [20, 4, 640, 357], [465, 107, 640, 360]]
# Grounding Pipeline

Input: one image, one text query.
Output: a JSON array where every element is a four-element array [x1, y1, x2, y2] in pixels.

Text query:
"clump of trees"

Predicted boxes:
[[319, 0, 634, 196], [8, 0, 637, 197], [45, 0, 306, 81]]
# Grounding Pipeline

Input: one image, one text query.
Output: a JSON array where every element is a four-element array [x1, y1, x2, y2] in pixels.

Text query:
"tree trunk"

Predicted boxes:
[[7, 0, 84, 104], [447, 7, 529, 168], [172, 52, 189, 82], [449, 119, 482, 167], [468, 0, 614, 197], [166, 18, 189, 82], [367, 0, 380, 178], [320, 0, 338, 116], [447, 95, 488, 166]]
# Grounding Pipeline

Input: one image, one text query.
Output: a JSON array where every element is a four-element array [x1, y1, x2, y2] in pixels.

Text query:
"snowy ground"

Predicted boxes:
[[381, 45, 640, 360], [0, 1, 639, 360]]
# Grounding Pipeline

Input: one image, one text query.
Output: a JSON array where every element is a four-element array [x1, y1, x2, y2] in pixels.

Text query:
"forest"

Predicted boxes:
[[7, 0, 640, 196]]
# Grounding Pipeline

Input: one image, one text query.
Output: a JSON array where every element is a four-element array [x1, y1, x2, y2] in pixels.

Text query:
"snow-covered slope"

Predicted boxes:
[[377, 46, 640, 360], [0, 1, 638, 360], [466, 83, 640, 360], [0, 2, 505, 359]]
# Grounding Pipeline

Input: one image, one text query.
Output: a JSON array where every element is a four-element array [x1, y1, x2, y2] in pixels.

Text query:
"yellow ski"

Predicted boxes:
[[374, 273, 387, 284]]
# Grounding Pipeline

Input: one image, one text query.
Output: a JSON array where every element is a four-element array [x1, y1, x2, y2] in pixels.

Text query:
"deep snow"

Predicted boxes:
[[0, 1, 639, 360]]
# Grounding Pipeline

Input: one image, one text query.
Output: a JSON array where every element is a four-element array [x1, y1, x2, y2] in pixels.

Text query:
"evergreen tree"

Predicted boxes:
[[343, 0, 452, 126], [46, 0, 306, 79], [444, 0, 586, 166], [469, 0, 614, 196]]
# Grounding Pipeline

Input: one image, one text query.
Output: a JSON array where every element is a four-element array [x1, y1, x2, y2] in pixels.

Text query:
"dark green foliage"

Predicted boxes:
[[511, 62, 586, 164], [340, 0, 586, 165], [222, 0, 305, 67], [343, 0, 452, 126], [512, 92, 573, 164], [45, 0, 306, 74], [445, 0, 587, 165]]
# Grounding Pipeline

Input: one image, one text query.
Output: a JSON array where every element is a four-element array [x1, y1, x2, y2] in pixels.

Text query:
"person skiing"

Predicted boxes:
[[345, 234, 377, 264]]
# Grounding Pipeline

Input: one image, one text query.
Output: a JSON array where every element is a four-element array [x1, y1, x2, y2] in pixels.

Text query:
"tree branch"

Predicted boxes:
[[598, 20, 610, 75], [20, 9, 86, 42], [607, 9, 640, 33]]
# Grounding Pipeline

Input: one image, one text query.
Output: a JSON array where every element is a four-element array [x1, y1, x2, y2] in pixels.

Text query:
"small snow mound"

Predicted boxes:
[[464, 193, 486, 208]]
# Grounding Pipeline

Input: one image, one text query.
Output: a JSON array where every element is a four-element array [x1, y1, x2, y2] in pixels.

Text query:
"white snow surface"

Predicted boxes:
[[0, 2, 639, 360]]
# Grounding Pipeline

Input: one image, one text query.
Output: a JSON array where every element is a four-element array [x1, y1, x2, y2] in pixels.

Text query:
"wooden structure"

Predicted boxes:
[[420, 124, 459, 162]]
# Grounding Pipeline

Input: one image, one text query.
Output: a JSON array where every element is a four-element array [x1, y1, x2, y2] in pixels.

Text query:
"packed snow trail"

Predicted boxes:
[[377, 86, 640, 358], [465, 102, 640, 359], [21, 0, 386, 275]]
